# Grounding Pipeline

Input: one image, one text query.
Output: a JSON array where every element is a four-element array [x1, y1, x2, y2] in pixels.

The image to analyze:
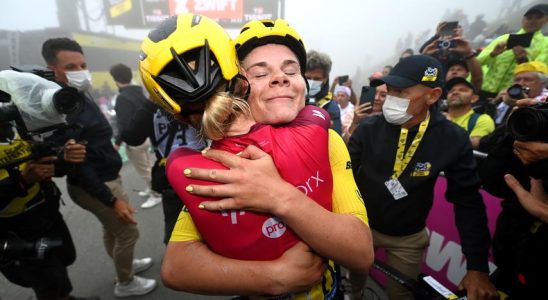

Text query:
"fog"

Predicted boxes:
[[0, 0, 543, 88]]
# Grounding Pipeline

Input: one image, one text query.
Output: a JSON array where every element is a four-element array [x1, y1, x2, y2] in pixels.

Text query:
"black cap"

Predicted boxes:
[[446, 59, 469, 72], [524, 4, 548, 16], [371, 55, 444, 89], [445, 77, 476, 94]]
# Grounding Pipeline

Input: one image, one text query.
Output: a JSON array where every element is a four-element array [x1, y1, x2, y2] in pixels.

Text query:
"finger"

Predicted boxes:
[[530, 178, 545, 197], [202, 149, 243, 169], [504, 174, 528, 198], [184, 167, 233, 184], [237, 144, 268, 160], [187, 182, 234, 198], [199, 198, 239, 211]]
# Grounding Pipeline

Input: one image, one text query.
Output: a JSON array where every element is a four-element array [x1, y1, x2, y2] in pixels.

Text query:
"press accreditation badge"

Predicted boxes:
[[385, 178, 408, 200]]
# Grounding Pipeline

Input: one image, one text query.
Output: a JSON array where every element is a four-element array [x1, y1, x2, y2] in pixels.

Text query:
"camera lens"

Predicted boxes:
[[507, 106, 548, 141], [52, 87, 83, 115], [507, 84, 525, 100], [440, 40, 451, 49]]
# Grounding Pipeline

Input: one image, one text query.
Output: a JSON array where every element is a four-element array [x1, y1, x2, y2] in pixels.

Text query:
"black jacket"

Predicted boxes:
[[114, 85, 149, 145], [348, 109, 491, 272], [50, 93, 122, 207]]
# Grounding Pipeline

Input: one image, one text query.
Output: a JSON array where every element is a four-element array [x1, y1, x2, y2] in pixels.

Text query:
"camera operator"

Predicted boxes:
[[0, 102, 93, 299]]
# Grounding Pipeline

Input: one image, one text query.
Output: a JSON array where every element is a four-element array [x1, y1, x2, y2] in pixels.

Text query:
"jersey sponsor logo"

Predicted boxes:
[[346, 161, 352, 170], [262, 217, 287, 238], [411, 162, 431, 177], [296, 171, 325, 195], [222, 209, 245, 224], [312, 109, 326, 120]]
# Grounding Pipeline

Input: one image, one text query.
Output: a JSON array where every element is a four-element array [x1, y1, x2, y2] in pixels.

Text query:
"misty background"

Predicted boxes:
[[0, 0, 544, 91]]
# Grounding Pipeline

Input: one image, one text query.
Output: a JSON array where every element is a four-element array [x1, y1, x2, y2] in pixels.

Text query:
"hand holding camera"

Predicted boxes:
[[21, 155, 58, 184], [490, 42, 507, 58]]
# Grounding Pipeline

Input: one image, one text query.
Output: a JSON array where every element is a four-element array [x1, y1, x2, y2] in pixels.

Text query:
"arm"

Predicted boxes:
[[162, 210, 325, 295], [505, 175, 548, 223], [444, 136, 498, 299], [188, 136, 373, 274]]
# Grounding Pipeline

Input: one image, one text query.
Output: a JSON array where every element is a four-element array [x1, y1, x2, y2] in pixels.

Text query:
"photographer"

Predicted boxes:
[[490, 61, 547, 127], [0, 73, 93, 299]]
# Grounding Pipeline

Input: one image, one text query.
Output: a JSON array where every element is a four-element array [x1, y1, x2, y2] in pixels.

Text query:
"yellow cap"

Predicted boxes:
[[514, 61, 548, 75]]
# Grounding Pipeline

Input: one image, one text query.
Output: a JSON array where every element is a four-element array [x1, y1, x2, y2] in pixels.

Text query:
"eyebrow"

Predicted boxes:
[[244, 59, 299, 72]]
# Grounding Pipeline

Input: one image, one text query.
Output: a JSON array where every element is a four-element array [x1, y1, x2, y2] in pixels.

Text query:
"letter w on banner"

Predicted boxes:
[[175, 0, 244, 19]]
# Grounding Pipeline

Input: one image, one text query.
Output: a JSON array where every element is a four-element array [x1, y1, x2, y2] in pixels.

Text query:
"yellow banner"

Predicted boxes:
[[72, 32, 141, 52], [110, 0, 132, 18]]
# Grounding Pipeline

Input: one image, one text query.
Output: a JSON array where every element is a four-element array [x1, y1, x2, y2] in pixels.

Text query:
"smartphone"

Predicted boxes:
[[506, 32, 534, 49], [338, 75, 349, 85], [360, 86, 376, 106], [439, 21, 459, 37]]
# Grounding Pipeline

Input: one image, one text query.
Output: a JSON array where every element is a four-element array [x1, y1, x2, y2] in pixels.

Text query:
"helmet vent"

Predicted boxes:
[[148, 15, 178, 43]]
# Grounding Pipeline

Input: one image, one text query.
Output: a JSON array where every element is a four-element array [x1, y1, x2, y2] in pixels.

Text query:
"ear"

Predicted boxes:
[[426, 87, 442, 105], [470, 94, 479, 104]]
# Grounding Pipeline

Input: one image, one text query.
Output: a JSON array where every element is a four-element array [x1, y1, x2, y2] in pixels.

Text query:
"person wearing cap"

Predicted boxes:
[[477, 3, 548, 99], [334, 85, 354, 139], [445, 77, 495, 149], [488, 61, 548, 128], [162, 18, 373, 299], [348, 55, 498, 300]]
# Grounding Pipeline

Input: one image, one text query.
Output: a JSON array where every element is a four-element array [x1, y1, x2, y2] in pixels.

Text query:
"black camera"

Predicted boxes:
[[0, 236, 62, 260], [507, 102, 548, 142], [437, 39, 457, 50], [507, 83, 530, 100]]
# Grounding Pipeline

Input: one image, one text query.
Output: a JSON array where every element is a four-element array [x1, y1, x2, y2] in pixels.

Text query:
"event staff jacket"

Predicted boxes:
[[49, 94, 122, 207], [348, 109, 491, 272]]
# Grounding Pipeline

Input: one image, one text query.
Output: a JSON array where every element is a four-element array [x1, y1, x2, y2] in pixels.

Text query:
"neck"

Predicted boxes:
[[447, 105, 472, 119], [226, 114, 256, 137], [402, 109, 429, 129]]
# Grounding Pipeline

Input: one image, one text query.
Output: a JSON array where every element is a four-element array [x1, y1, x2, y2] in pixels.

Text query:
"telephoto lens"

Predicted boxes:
[[507, 103, 548, 142]]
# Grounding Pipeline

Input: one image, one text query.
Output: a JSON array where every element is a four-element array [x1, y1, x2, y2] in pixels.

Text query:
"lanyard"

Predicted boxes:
[[391, 114, 430, 179]]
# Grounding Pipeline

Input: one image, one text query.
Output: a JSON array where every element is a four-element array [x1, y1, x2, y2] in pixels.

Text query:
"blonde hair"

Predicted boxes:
[[201, 92, 251, 140]]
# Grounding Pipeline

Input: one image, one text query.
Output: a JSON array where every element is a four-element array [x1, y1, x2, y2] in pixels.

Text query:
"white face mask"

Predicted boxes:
[[307, 79, 322, 98], [66, 70, 92, 92], [382, 94, 413, 125]]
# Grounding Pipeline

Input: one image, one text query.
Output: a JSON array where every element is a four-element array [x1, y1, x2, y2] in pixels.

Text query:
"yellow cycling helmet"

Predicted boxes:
[[139, 14, 239, 115], [234, 19, 307, 73]]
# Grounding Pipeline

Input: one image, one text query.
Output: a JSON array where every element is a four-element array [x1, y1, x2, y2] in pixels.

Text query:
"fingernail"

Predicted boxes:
[[198, 204, 205, 209], [236, 151, 243, 156], [201, 149, 208, 155], [186, 185, 193, 193], [184, 169, 191, 176]]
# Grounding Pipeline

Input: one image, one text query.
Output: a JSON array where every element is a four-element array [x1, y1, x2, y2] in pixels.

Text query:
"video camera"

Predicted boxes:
[[507, 102, 548, 143], [0, 67, 84, 170]]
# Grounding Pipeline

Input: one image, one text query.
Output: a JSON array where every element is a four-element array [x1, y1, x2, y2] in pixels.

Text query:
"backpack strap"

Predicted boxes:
[[467, 112, 480, 133]]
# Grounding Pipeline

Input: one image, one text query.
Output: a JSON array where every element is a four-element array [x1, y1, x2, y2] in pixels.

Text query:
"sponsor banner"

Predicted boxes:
[[371, 176, 502, 290]]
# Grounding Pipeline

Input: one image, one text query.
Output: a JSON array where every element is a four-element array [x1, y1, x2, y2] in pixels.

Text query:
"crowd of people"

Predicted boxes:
[[1, 3, 547, 300]]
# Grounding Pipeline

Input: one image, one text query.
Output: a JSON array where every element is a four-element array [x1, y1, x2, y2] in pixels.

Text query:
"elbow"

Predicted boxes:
[[160, 256, 187, 291]]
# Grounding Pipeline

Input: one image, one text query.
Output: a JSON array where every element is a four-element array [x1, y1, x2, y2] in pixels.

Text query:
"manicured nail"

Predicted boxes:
[[201, 149, 208, 155], [198, 204, 205, 209], [236, 151, 243, 156], [185, 185, 193, 193], [184, 169, 191, 176]]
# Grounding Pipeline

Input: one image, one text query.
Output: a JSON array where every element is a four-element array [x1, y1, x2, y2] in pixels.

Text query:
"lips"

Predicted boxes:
[[267, 95, 293, 101]]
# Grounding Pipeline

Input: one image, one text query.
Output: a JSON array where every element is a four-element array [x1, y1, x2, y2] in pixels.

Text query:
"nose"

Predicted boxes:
[[269, 71, 290, 87]]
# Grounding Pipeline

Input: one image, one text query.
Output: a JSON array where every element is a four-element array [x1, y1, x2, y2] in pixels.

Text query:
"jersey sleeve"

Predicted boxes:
[[328, 129, 369, 225], [170, 208, 203, 242], [290, 105, 331, 129]]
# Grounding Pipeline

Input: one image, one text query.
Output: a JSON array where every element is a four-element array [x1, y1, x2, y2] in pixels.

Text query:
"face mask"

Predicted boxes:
[[382, 94, 413, 125], [307, 79, 322, 97], [66, 70, 92, 92]]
